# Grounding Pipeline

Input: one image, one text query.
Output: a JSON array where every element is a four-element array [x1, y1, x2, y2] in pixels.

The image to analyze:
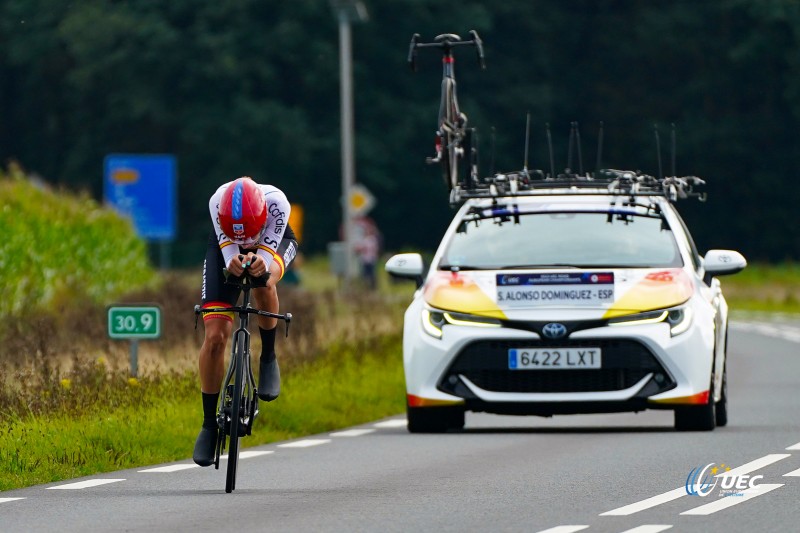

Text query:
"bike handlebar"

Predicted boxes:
[[408, 30, 486, 71], [193, 254, 293, 335]]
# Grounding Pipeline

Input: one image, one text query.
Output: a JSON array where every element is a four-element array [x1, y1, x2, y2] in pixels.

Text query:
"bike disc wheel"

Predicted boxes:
[[225, 339, 245, 493], [442, 132, 459, 191]]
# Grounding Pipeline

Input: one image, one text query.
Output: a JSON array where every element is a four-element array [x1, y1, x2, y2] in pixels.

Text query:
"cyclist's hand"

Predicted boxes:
[[244, 252, 267, 277], [228, 255, 246, 277]]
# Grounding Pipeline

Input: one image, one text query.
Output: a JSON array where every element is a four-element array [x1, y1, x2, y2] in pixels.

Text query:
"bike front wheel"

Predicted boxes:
[[225, 338, 246, 493]]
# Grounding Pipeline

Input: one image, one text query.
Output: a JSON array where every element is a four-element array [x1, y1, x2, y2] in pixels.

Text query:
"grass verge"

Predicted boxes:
[[722, 262, 800, 315], [0, 333, 404, 491]]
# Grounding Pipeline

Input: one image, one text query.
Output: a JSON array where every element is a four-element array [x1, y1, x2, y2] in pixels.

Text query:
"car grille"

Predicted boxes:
[[443, 339, 668, 393]]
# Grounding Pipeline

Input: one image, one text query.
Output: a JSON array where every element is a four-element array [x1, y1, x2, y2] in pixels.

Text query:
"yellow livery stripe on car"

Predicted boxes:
[[423, 271, 507, 319], [602, 269, 694, 319]]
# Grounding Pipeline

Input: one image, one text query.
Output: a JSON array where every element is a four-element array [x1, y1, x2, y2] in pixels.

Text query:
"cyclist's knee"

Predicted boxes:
[[203, 321, 230, 351]]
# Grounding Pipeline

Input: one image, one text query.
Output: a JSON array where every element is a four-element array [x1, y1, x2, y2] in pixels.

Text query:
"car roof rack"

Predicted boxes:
[[450, 168, 707, 206]]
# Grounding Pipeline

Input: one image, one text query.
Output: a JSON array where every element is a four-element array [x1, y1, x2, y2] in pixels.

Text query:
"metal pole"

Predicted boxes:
[[338, 10, 356, 283], [130, 340, 139, 378]]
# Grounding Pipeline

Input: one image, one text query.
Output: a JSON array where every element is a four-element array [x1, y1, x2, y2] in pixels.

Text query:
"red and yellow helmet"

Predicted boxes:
[[218, 177, 267, 246]]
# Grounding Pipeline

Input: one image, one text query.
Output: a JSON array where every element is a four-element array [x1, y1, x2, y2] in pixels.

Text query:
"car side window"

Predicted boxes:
[[673, 212, 702, 272]]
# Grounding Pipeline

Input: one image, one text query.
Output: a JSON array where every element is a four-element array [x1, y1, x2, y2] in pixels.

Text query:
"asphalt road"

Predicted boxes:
[[2, 317, 800, 533]]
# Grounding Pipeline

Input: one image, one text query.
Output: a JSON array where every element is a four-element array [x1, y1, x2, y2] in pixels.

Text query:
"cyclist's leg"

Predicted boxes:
[[194, 232, 239, 466], [252, 231, 298, 401]]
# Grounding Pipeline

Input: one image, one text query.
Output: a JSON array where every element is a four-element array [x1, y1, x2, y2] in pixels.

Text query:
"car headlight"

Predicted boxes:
[[421, 307, 502, 339], [666, 306, 693, 336], [608, 305, 693, 336]]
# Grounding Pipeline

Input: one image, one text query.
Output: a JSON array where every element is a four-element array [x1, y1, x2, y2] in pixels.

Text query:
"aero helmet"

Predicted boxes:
[[218, 177, 267, 246]]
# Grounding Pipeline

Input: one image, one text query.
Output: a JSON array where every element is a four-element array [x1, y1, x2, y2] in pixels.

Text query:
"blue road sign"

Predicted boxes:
[[103, 154, 177, 241]]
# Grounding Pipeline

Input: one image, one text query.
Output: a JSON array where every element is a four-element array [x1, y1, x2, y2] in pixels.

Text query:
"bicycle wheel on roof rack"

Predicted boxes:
[[443, 130, 459, 192], [461, 127, 478, 190]]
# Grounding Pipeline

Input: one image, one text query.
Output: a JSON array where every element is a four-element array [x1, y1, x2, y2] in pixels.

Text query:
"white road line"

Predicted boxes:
[[780, 331, 800, 343], [0, 498, 25, 504], [680, 484, 783, 515], [535, 526, 589, 533], [239, 450, 274, 459], [732, 322, 800, 343], [785, 442, 800, 450], [600, 488, 686, 516], [330, 429, 376, 437], [783, 468, 800, 477], [619, 526, 672, 533], [601, 453, 790, 516], [220, 451, 275, 460], [373, 419, 407, 428], [139, 464, 200, 473], [278, 439, 330, 448], [715, 454, 790, 478], [47, 479, 125, 490]]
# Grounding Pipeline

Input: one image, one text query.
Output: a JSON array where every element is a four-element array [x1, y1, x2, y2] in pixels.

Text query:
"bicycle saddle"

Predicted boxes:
[[435, 33, 461, 43]]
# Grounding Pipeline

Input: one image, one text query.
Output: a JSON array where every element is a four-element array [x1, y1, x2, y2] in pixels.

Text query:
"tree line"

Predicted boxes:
[[2, 1, 800, 264]]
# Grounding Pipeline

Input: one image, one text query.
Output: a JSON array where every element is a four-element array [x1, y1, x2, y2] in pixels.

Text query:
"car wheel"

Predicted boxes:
[[407, 404, 465, 433], [715, 363, 728, 427], [674, 378, 716, 432]]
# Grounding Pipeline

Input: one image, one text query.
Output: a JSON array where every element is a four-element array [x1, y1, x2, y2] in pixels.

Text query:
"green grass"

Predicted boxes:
[[0, 333, 404, 491], [722, 262, 800, 314]]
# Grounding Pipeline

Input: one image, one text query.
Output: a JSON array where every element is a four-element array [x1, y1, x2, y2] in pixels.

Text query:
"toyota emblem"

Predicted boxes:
[[542, 323, 568, 339]]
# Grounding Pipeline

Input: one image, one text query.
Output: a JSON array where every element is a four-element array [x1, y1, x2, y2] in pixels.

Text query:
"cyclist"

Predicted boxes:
[[193, 176, 299, 467]]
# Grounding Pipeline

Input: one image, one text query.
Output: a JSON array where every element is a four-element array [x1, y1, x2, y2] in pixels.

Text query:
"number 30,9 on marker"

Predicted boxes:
[[107, 306, 161, 339]]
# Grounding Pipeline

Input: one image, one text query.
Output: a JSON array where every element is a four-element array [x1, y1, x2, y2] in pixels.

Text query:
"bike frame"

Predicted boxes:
[[194, 268, 291, 493]]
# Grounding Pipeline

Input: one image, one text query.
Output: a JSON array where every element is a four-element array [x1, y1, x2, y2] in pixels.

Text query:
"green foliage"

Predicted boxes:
[[0, 164, 155, 316], [0, 333, 404, 491], [723, 262, 800, 314], [2, 2, 800, 260]]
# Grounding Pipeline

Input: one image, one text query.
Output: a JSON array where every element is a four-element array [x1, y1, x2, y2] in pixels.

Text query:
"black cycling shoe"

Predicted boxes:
[[193, 426, 218, 467], [258, 356, 280, 402]]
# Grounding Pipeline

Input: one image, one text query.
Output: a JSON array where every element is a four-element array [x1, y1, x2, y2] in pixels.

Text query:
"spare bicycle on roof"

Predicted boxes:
[[408, 31, 485, 195], [409, 33, 707, 207]]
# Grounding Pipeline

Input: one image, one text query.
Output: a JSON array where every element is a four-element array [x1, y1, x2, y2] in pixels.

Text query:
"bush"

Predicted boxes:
[[0, 162, 156, 318]]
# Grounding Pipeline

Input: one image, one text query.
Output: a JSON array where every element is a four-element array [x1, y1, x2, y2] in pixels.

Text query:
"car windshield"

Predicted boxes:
[[440, 211, 683, 270]]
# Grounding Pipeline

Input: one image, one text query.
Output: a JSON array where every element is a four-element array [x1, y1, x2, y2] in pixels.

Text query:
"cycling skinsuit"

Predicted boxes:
[[201, 182, 299, 322]]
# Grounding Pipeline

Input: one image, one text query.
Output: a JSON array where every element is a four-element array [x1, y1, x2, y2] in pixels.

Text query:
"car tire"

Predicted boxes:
[[715, 363, 728, 427], [674, 378, 717, 432], [407, 404, 465, 433]]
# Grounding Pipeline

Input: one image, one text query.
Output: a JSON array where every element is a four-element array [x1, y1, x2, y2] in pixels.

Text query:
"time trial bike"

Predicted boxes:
[[408, 31, 485, 194], [194, 256, 292, 493]]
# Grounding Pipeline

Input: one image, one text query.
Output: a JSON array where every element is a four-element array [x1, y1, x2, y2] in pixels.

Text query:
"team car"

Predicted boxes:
[[386, 171, 746, 433]]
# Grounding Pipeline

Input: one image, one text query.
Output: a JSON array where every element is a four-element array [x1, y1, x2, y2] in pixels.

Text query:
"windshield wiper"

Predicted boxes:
[[438, 264, 487, 271], [499, 263, 582, 269]]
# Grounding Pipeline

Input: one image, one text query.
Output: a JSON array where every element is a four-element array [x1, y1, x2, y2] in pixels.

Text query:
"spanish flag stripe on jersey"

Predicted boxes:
[[258, 245, 286, 279], [201, 301, 233, 322]]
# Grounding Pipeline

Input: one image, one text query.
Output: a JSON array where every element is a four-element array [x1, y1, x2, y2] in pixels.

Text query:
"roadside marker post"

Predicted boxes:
[[107, 306, 161, 377]]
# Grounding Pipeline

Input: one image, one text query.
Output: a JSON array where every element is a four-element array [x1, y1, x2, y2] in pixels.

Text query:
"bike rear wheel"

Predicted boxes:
[[225, 336, 246, 493], [443, 131, 459, 191]]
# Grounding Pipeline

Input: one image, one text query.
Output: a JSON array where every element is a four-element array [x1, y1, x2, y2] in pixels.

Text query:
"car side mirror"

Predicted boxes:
[[703, 249, 747, 284], [385, 253, 425, 288]]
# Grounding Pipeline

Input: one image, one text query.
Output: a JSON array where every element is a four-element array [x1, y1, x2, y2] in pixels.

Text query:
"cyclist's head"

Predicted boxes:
[[218, 177, 267, 247]]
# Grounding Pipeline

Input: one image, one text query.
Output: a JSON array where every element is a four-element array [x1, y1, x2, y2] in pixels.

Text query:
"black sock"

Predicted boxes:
[[202, 392, 219, 429], [259, 326, 277, 362]]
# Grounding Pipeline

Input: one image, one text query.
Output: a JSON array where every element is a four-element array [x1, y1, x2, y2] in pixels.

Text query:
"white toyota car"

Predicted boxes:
[[386, 174, 746, 432]]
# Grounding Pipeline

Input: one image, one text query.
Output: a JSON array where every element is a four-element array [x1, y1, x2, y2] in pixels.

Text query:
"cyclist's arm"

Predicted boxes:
[[254, 186, 292, 279], [208, 183, 241, 269]]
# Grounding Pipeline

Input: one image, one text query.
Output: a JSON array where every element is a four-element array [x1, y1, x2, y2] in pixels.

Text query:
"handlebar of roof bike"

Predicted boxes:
[[408, 30, 485, 72]]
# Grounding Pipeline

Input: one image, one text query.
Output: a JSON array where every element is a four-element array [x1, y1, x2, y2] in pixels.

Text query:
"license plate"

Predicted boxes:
[[508, 347, 602, 370]]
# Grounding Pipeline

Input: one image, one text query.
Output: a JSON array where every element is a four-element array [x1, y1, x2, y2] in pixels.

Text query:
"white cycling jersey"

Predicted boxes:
[[209, 182, 292, 276]]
